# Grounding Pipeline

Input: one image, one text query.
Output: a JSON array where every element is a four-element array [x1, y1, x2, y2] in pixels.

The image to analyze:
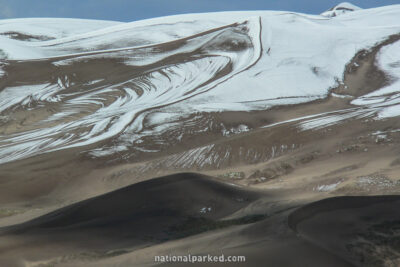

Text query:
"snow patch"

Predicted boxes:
[[222, 124, 250, 136], [314, 181, 341, 192], [332, 93, 353, 99], [199, 207, 212, 213]]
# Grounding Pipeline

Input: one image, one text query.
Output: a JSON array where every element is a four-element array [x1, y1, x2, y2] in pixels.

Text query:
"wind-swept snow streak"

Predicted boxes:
[[1, 6, 400, 165], [351, 40, 400, 119], [0, 18, 262, 164]]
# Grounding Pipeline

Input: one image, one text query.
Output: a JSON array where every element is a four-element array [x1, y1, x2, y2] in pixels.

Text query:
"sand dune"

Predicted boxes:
[[1, 2, 400, 266], [0, 173, 262, 266]]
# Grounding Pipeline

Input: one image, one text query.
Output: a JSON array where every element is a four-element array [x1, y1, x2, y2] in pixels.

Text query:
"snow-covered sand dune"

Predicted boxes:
[[0, 3, 400, 164]]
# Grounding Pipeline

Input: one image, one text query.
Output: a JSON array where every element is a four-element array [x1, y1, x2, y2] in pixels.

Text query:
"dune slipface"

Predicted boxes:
[[289, 196, 400, 266], [0, 173, 263, 264], [1, 2, 400, 267]]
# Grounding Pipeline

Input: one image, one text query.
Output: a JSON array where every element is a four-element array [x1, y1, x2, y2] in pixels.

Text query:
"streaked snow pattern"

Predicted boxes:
[[0, 5, 400, 164]]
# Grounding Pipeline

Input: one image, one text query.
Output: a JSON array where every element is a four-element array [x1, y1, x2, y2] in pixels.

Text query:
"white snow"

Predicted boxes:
[[332, 93, 353, 99], [222, 124, 250, 136], [321, 2, 362, 17], [314, 181, 341, 192], [350, 40, 400, 120], [334, 2, 362, 11], [1, 4, 400, 163], [0, 18, 120, 40], [200, 207, 212, 213], [298, 108, 377, 131], [0, 83, 56, 112], [0, 36, 44, 59], [181, 6, 400, 112], [372, 129, 400, 135]]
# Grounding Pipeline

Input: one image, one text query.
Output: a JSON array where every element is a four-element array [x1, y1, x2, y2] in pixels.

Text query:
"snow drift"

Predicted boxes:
[[0, 4, 400, 164]]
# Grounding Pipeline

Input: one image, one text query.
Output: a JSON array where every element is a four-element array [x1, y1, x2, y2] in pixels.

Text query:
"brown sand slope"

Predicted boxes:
[[0, 172, 368, 267]]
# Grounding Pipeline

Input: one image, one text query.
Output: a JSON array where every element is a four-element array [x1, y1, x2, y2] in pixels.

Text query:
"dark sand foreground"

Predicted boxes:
[[1, 173, 399, 266]]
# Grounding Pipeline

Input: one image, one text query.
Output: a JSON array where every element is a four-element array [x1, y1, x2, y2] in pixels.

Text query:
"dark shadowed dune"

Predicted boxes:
[[1, 173, 260, 237], [0, 173, 262, 265], [3, 175, 400, 266], [288, 195, 400, 267]]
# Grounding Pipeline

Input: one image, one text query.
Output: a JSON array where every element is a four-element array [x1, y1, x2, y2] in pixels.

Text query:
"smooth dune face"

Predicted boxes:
[[288, 196, 400, 266]]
